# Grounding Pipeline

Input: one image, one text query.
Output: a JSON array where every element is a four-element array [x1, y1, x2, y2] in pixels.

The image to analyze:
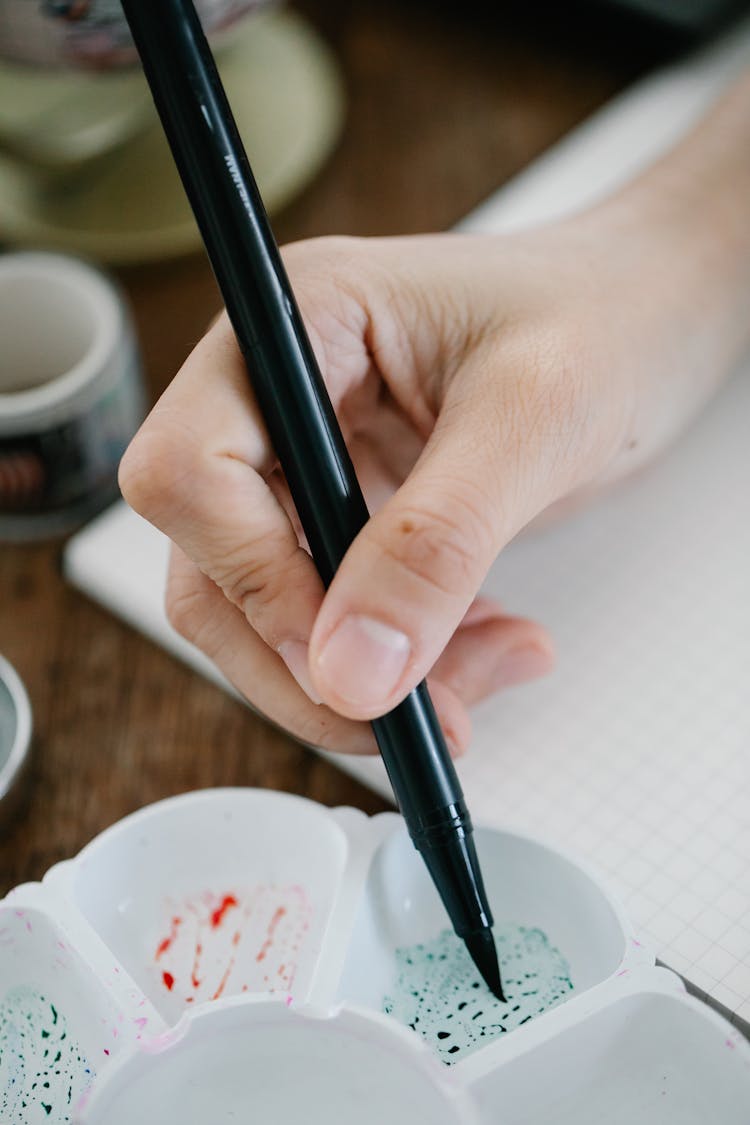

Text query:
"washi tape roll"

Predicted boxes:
[[0, 652, 32, 833], [0, 252, 146, 540]]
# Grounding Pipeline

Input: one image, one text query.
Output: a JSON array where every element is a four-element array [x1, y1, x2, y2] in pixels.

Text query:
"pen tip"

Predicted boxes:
[[464, 929, 506, 1002]]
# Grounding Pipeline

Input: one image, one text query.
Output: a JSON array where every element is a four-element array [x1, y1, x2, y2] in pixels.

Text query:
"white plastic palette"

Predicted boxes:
[[1, 788, 748, 1123]]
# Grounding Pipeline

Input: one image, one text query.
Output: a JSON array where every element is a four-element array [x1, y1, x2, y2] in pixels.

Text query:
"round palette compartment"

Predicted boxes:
[[60, 789, 349, 1021], [76, 998, 479, 1125], [465, 970, 750, 1124], [337, 822, 638, 1063], [0, 893, 153, 1124]]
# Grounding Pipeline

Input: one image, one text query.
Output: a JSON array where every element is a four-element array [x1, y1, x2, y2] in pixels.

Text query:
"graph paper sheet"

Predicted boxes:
[[65, 22, 750, 1026]]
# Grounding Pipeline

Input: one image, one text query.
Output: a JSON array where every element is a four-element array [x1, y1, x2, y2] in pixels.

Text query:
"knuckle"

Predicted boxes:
[[118, 421, 199, 526], [165, 573, 212, 649], [375, 488, 491, 600], [282, 235, 363, 278], [281, 236, 368, 328], [217, 534, 301, 625]]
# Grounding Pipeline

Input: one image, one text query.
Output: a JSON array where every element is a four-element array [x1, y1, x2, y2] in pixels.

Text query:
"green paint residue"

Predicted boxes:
[[383, 924, 574, 1064], [0, 987, 94, 1123]]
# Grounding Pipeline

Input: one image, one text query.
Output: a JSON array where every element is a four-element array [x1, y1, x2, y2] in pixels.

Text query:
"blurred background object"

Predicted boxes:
[[420, 0, 749, 37], [1, 0, 745, 264], [0, 652, 32, 835], [403, 0, 750, 60], [0, 0, 268, 66], [0, 2, 344, 262], [586, 0, 748, 33], [0, 251, 145, 540]]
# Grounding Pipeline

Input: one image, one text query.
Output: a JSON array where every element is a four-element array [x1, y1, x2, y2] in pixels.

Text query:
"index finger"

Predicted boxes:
[[119, 312, 326, 684]]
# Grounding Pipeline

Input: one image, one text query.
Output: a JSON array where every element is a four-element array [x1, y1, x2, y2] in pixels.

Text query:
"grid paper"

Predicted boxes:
[[338, 361, 750, 1031], [64, 19, 750, 1028]]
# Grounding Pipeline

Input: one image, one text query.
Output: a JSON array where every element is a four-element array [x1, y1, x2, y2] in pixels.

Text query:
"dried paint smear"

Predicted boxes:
[[153, 885, 312, 1007], [384, 924, 573, 1064], [0, 986, 93, 1123]]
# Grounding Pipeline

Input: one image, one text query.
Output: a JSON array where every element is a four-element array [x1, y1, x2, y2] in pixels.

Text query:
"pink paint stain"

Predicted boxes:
[[256, 907, 287, 964], [139, 1028, 183, 1055], [152, 886, 312, 1007]]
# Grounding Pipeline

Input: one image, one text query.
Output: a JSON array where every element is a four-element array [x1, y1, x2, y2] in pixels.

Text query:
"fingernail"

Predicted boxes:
[[316, 615, 410, 709], [494, 642, 553, 688], [278, 640, 322, 705]]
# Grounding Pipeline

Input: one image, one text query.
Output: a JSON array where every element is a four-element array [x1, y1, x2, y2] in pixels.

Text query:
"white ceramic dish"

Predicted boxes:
[[1, 788, 747, 1124], [0, 652, 32, 828]]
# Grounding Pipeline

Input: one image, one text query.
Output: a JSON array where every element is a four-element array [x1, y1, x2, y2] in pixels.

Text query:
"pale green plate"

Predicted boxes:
[[0, 10, 344, 264]]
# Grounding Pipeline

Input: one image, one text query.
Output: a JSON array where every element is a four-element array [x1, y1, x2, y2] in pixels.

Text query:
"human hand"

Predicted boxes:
[[119, 146, 748, 755]]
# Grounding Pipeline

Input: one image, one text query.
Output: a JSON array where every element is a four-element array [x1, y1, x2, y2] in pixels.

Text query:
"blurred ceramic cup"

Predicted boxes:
[[0, 1, 273, 172], [0, 251, 146, 540]]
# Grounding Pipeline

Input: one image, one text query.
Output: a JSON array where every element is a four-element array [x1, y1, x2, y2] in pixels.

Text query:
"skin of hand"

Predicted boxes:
[[119, 72, 750, 758]]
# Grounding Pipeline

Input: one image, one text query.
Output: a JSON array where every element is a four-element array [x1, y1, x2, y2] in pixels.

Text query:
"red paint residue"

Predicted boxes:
[[191, 942, 203, 991], [256, 907, 287, 964], [212, 960, 235, 1001], [153, 886, 311, 1007], [210, 895, 238, 930], [156, 916, 182, 960]]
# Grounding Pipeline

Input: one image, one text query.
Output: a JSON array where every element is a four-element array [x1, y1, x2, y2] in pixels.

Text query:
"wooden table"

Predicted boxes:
[[0, 0, 655, 894]]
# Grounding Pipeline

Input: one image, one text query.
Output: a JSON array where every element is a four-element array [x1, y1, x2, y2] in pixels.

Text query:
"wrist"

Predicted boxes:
[[601, 70, 750, 362], [546, 74, 750, 486]]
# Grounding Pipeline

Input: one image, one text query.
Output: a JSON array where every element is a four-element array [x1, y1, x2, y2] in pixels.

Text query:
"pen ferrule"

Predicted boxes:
[[408, 800, 472, 850]]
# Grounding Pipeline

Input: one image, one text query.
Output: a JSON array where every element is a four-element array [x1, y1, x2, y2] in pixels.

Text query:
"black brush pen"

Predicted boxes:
[[121, 0, 504, 1001]]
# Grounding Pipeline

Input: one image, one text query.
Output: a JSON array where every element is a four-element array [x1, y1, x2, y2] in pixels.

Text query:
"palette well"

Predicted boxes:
[[1, 789, 748, 1124]]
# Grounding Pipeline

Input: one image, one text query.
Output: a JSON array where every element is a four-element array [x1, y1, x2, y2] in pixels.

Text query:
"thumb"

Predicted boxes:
[[307, 389, 550, 720]]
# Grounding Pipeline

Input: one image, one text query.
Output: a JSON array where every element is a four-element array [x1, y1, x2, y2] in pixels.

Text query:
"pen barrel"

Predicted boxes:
[[121, 0, 495, 944], [372, 682, 469, 838], [122, 0, 369, 584]]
